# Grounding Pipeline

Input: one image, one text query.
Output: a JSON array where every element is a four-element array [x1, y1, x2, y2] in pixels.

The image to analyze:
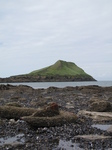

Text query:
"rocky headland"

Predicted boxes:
[[0, 84, 112, 149], [0, 60, 96, 83]]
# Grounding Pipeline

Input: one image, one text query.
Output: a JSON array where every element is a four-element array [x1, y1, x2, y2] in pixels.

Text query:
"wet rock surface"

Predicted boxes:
[[0, 84, 112, 149]]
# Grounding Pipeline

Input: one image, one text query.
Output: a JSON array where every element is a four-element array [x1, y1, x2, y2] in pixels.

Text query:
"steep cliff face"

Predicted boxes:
[[0, 60, 96, 82]]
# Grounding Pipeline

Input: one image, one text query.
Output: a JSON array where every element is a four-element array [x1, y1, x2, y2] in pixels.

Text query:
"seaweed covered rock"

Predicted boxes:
[[21, 111, 77, 127], [89, 100, 112, 112], [32, 102, 59, 117], [21, 102, 77, 127], [0, 103, 77, 127], [0, 106, 36, 119], [0, 84, 9, 90]]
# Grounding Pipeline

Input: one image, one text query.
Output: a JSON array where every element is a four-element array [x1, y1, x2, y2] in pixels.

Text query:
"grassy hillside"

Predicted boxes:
[[29, 60, 91, 77], [0, 60, 95, 82]]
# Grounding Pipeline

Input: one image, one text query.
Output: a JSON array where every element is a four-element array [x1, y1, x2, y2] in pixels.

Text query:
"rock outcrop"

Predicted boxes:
[[0, 75, 96, 82], [0, 106, 36, 119], [89, 100, 112, 112], [22, 110, 77, 127], [0, 103, 77, 127], [32, 102, 59, 117]]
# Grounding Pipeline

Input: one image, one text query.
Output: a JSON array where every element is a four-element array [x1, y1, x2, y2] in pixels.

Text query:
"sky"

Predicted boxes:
[[0, 0, 112, 81]]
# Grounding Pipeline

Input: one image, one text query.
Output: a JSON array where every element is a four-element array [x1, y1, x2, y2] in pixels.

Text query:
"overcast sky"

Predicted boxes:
[[0, 0, 112, 80]]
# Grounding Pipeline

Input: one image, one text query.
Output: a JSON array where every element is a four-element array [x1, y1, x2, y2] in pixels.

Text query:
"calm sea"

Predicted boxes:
[[2, 81, 112, 89]]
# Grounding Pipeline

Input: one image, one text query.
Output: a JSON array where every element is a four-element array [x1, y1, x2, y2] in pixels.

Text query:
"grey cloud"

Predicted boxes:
[[0, 0, 112, 79]]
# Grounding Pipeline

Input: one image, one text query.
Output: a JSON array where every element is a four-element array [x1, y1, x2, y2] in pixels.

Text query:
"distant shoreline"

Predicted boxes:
[[0, 81, 112, 89]]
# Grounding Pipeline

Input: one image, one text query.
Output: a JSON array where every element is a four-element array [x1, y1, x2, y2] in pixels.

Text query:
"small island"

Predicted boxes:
[[0, 60, 96, 82]]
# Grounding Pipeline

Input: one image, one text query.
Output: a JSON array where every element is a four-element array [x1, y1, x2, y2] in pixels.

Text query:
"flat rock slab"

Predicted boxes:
[[78, 110, 112, 122], [74, 135, 111, 140], [107, 126, 112, 132]]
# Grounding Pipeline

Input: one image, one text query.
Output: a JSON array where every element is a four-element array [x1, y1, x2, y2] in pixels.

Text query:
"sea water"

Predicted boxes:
[[1, 81, 112, 89]]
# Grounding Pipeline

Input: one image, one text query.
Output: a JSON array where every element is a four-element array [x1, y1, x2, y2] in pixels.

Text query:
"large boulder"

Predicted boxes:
[[89, 100, 112, 112], [32, 102, 59, 117]]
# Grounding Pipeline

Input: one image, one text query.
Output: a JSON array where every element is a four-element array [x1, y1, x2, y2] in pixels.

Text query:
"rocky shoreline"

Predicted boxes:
[[0, 74, 96, 83], [0, 84, 112, 149]]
